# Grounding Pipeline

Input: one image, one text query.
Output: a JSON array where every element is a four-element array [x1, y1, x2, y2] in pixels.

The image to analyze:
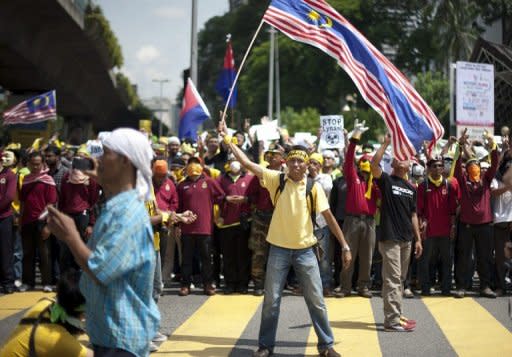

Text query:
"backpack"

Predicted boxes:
[[273, 173, 318, 228]]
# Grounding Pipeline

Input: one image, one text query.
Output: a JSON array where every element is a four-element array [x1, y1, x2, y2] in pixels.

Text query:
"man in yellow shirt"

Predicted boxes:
[[226, 138, 352, 357]]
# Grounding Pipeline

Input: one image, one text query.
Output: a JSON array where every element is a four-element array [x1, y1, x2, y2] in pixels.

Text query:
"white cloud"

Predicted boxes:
[[136, 45, 161, 64], [153, 6, 186, 20]]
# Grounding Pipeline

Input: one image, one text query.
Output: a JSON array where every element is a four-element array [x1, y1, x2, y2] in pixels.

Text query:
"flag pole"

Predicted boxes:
[[221, 19, 265, 124]]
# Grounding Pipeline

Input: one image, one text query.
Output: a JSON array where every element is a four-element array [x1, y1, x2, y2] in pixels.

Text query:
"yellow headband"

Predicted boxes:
[[309, 153, 323, 166], [287, 150, 309, 163]]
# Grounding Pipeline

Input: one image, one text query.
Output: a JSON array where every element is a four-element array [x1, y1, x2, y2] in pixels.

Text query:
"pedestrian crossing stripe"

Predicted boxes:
[[305, 298, 382, 356], [0, 292, 55, 319], [157, 295, 262, 355], [423, 297, 512, 356], [1, 293, 511, 356]]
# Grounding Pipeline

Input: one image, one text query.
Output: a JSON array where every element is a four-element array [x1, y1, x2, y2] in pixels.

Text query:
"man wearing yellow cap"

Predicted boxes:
[[339, 120, 379, 299], [226, 135, 351, 357], [307, 152, 335, 297]]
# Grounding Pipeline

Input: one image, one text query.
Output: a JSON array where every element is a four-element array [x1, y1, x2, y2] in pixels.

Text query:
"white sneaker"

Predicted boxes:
[[149, 341, 159, 352], [14, 280, 22, 288], [43, 285, 53, 293], [152, 331, 167, 342], [403, 288, 414, 298]]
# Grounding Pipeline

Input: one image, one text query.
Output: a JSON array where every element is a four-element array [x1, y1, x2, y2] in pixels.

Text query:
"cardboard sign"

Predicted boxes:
[[86, 140, 103, 158], [456, 61, 494, 127], [319, 115, 344, 150]]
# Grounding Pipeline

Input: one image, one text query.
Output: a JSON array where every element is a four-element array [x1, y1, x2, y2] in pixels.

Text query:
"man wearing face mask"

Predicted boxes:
[[339, 120, 380, 299], [177, 157, 225, 296], [453, 129, 499, 298], [0, 151, 17, 294], [217, 156, 253, 294]]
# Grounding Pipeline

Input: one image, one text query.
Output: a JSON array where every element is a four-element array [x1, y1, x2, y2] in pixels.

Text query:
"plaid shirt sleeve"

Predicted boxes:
[[87, 201, 151, 285]]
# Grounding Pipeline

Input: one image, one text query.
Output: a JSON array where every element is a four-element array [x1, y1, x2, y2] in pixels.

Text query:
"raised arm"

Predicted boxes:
[[371, 133, 391, 179]]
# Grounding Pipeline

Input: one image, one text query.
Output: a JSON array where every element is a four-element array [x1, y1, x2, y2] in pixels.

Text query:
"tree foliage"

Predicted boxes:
[[85, 4, 124, 68], [196, 0, 510, 135], [413, 72, 450, 133]]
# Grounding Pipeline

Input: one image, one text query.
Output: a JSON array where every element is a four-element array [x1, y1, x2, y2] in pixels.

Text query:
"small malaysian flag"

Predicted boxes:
[[2, 90, 57, 125]]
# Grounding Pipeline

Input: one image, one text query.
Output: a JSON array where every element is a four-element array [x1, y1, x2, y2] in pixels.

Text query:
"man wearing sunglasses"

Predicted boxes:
[[417, 157, 460, 296]]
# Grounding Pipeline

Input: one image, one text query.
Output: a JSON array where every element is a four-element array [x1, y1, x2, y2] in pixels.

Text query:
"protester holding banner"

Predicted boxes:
[[454, 130, 499, 298]]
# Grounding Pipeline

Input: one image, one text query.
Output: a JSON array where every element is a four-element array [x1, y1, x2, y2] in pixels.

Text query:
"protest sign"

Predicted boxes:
[[319, 115, 344, 150]]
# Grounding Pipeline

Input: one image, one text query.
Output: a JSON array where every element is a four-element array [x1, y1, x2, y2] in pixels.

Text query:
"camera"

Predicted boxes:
[[72, 157, 93, 171]]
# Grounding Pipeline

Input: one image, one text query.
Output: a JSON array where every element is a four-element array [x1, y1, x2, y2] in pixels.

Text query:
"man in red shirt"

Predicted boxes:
[[453, 131, 499, 298], [0, 150, 17, 293], [417, 157, 460, 296], [19, 151, 58, 292], [246, 146, 284, 296], [339, 121, 379, 298], [152, 160, 180, 286], [217, 156, 253, 294], [177, 157, 225, 296], [58, 155, 100, 274]]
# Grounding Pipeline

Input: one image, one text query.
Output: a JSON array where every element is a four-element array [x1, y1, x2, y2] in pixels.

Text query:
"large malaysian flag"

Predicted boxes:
[[263, 0, 444, 160], [3, 90, 57, 125]]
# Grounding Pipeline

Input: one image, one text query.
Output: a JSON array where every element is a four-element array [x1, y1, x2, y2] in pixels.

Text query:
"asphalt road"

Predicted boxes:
[[1, 285, 511, 356]]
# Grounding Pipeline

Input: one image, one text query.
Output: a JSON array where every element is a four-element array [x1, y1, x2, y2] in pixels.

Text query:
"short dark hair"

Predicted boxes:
[[57, 269, 85, 317], [44, 145, 61, 156], [28, 151, 44, 161], [290, 145, 308, 152]]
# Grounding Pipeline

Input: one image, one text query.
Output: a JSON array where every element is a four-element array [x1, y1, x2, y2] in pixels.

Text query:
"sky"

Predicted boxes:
[[97, 0, 229, 103]]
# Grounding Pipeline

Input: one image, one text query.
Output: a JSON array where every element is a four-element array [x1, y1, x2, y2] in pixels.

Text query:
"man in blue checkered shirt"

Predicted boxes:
[[48, 129, 160, 357]]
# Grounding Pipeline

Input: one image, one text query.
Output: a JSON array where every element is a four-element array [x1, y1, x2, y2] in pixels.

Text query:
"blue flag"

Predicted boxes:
[[216, 37, 237, 109]]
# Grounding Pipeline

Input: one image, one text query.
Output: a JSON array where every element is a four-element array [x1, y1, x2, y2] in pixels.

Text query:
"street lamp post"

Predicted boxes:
[[153, 79, 170, 137]]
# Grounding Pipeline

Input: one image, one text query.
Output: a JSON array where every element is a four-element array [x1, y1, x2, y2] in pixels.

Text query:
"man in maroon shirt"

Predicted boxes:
[[417, 157, 460, 296], [58, 156, 100, 274], [152, 160, 180, 286], [218, 156, 253, 294], [0, 151, 17, 293], [339, 121, 379, 298], [246, 147, 284, 296], [177, 157, 225, 296], [19, 152, 58, 292], [453, 130, 499, 298]]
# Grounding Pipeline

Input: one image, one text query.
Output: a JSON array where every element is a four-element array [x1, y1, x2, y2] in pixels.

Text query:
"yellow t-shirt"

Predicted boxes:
[[262, 168, 329, 249], [145, 186, 160, 251], [1, 299, 87, 357]]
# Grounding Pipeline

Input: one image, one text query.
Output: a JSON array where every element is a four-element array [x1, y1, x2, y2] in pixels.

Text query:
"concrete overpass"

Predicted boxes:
[[0, 0, 137, 144]]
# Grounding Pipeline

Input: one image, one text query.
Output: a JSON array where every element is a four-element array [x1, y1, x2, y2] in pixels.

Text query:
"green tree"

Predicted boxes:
[[413, 71, 450, 133], [85, 4, 124, 68], [280, 107, 321, 135]]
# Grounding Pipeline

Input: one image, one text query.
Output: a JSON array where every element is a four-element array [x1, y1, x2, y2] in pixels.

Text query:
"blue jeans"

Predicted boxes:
[[315, 226, 332, 289], [259, 244, 334, 352]]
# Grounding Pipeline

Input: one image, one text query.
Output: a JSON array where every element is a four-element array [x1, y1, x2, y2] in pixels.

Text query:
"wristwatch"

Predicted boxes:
[[342, 245, 351, 252]]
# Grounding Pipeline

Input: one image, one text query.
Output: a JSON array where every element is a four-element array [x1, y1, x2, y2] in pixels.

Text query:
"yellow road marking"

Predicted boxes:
[[0, 292, 55, 319], [305, 297, 382, 356], [423, 297, 512, 357], [154, 295, 262, 356]]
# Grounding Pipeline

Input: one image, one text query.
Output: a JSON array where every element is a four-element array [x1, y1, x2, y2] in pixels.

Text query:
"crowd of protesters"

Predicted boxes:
[[0, 120, 511, 354]]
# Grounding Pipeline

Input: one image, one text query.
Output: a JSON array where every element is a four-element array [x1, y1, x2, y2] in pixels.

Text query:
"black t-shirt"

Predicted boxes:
[[329, 176, 347, 221], [376, 172, 416, 242]]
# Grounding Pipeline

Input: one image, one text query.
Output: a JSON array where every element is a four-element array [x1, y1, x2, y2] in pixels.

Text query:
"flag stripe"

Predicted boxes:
[[263, 8, 414, 158], [263, 8, 413, 158], [264, 0, 444, 160], [306, 0, 444, 138]]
